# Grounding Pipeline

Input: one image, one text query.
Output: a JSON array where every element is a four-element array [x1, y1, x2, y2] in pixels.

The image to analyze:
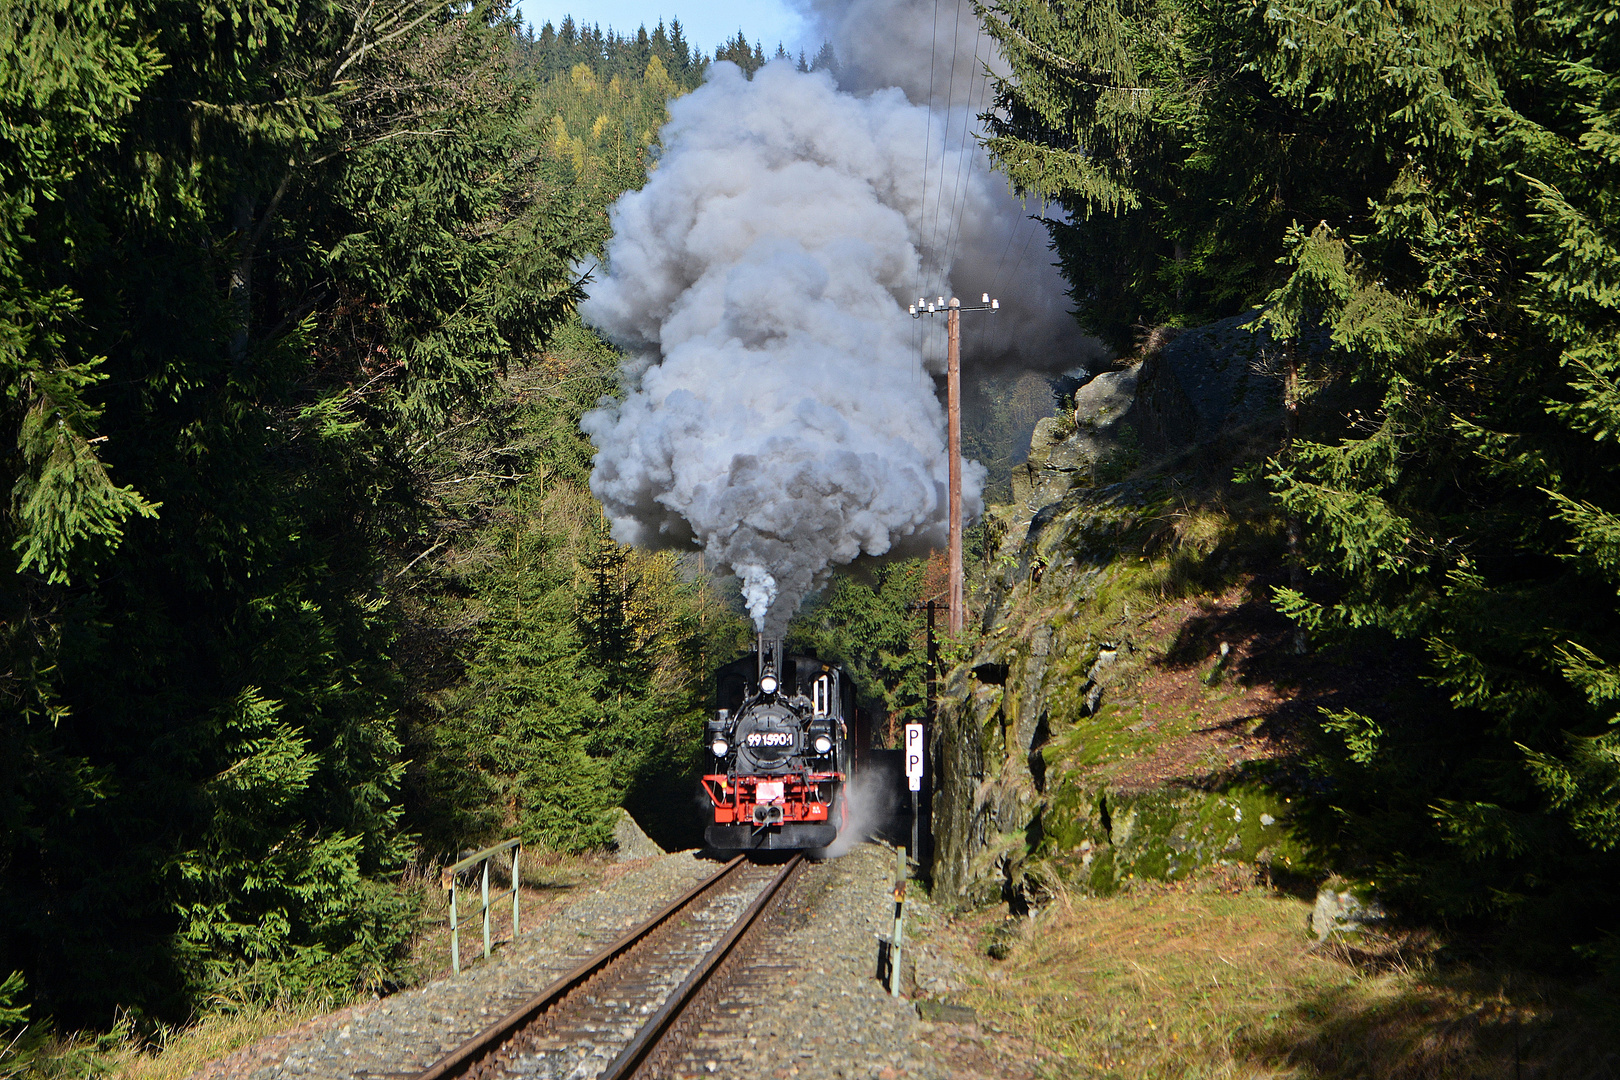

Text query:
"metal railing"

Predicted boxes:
[[441, 838, 521, 973]]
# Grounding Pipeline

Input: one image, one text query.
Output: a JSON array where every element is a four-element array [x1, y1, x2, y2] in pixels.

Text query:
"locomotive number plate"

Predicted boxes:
[[744, 731, 793, 747]]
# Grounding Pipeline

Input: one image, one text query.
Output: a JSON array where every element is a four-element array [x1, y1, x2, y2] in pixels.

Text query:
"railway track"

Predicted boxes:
[[411, 853, 804, 1080]]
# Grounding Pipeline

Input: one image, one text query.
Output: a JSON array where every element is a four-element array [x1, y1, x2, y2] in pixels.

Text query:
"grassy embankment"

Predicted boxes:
[[928, 877, 1619, 1080], [927, 466, 1619, 1078]]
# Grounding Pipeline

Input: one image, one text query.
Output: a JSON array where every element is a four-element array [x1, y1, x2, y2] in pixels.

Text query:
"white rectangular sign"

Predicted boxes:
[[905, 723, 924, 790]]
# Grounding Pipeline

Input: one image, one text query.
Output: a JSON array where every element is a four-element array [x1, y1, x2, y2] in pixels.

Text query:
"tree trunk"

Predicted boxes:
[[1283, 341, 1307, 654]]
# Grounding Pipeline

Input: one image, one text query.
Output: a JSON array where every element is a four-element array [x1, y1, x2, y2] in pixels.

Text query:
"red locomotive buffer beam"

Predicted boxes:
[[703, 773, 842, 826]]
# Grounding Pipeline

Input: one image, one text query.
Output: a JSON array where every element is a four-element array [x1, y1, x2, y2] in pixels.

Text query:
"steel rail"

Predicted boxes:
[[410, 854, 748, 1080], [599, 853, 805, 1080]]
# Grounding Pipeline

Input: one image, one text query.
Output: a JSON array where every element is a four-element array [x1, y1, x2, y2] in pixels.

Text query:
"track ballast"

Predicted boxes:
[[412, 854, 804, 1080]]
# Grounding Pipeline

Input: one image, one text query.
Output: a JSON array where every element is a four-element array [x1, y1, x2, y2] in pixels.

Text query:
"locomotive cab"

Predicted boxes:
[[702, 636, 861, 850]]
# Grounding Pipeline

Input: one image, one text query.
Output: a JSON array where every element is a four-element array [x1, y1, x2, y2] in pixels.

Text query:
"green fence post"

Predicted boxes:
[[449, 881, 460, 974], [443, 838, 520, 974], [481, 858, 491, 960]]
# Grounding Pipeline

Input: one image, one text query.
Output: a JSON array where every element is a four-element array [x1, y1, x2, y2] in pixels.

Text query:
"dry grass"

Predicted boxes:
[[409, 850, 611, 984], [2, 1001, 332, 1080], [109, 1004, 329, 1080], [943, 883, 1620, 1080]]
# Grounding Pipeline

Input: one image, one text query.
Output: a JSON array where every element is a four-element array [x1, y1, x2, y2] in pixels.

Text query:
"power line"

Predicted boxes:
[[936, 27, 981, 288], [938, 22, 992, 310], [924, 0, 966, 304], [992, 215, 1042, 356], [916, 0, 941, 380], [917, 11, 998, 370], [987, 207, 1022, 297]]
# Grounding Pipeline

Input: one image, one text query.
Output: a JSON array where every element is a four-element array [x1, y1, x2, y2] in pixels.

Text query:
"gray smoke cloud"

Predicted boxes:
[[583, 2, 1100, 633], [803, 0, 1006, 108], [799, 0, 1099, 377], [582, 61, 986, 633]]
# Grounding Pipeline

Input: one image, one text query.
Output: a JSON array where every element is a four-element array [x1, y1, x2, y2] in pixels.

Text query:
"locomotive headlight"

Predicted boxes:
[[813, 734, 833, 755], [711, 738, 728, 757], [759, 674, 778, 695]]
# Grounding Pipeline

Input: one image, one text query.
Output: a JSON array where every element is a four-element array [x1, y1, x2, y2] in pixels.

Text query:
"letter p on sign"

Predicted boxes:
[[905, 723, 924, 791]]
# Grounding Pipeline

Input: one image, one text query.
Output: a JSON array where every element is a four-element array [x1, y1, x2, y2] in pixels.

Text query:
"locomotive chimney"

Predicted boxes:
[[755, 634, 785, 682]]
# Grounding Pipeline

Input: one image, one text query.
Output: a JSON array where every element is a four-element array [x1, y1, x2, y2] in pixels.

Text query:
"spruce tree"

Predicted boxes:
[[978, 0, 1620, 961], [0, 0, 586, 1021], [810, 42, 840, 77], [717, 31, 765, 77]]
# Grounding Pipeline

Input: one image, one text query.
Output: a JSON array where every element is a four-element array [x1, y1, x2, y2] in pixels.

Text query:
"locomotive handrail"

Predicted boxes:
[[441, 837, 522, 974]]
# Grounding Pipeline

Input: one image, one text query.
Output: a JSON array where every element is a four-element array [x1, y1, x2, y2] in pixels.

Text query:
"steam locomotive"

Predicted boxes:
[[702, 637, 867, 850]]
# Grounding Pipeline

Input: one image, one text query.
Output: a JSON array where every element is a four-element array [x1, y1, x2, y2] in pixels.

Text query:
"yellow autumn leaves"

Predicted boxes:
[[540, 57, 684, 183]]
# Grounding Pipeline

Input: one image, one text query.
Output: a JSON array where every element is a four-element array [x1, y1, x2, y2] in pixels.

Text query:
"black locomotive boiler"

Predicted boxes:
[[702, 637, 868, 850]]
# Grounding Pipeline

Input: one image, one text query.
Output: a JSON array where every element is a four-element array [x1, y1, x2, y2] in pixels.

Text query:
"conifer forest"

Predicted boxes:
[[980, 0, 1620, 964], [0, 2, 931, 1042], [2, 0, 1620, 1071]]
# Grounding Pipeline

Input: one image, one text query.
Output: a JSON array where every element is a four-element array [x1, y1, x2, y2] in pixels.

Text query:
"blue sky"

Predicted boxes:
[[512, 1, 815, 57]]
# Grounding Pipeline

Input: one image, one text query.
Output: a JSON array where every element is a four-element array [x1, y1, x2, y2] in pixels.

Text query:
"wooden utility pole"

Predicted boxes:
[[910, 292, 998, 638], [946, 297, 963, 634]]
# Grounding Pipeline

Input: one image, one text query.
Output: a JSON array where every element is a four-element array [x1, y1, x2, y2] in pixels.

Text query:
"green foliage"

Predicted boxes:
[[789, 559, 939, 744], [520, 16, 708, 88], [0, 0, 164, 585], [977, 0, 1439, 350], [714, 31, 767, 77], [169, 689, 418, 1002], [0, 0, 594, 1025], [526, 54, 682, 226], [399, 319, 748, 856], [984, 0, 1620, 962], [963, 371, 1066, 500], [0, 0, 919, 1038], [380, 36, 750, 861], [0, 973, 42, 1080]]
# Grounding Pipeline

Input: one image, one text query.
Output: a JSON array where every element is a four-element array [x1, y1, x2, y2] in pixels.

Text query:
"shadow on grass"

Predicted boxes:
[[1237, 938, 1620, 1080]]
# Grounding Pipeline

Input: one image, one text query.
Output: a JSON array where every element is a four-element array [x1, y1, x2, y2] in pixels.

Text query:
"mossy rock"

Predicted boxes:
[[1039, 782, 1305, 892]]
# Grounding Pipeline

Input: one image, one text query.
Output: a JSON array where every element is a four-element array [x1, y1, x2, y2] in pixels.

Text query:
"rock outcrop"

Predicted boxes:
[[1006, 366, 1141, 547], [611, 808, 666, 861], [1308, 885, 1387, 940], [931, 319, 1295, 906], [1133, 316, 1286, 452], [1001, 315, 1285, 550]]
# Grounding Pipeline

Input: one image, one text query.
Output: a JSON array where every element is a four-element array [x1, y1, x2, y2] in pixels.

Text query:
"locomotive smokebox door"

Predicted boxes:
[[702, 638, 856, 851]]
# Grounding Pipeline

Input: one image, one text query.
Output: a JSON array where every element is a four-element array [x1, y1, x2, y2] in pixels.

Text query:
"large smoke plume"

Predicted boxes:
[[802, 0, 1095, 377], [583, 2, 1097, 632], [582, 63, 982, 633]]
